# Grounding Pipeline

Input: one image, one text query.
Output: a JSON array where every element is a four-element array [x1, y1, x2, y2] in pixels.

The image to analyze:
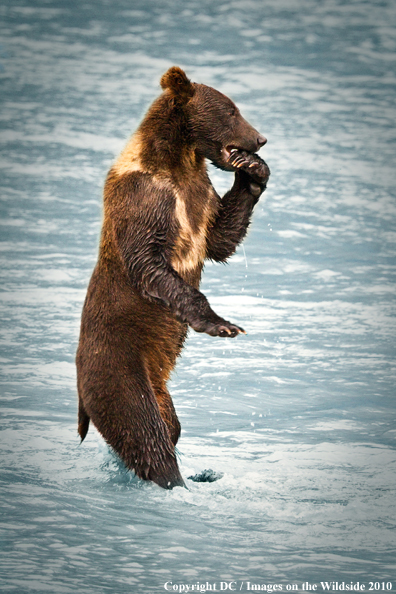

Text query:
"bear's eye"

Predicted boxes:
[[229, 108, 236, 117]]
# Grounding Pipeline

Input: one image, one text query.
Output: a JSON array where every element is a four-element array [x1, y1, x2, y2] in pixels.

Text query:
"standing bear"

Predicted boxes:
[[76, 67, 270, 489]]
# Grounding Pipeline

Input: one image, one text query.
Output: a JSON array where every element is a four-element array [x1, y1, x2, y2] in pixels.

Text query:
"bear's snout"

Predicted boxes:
[[257, 134, 267, 149], [232, 115, 268, 155]]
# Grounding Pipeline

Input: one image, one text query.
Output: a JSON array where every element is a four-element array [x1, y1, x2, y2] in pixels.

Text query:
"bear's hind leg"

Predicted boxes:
[[83, 365, 185, 490], [78, 397, 90, 442], [155, 386, 181, 446]]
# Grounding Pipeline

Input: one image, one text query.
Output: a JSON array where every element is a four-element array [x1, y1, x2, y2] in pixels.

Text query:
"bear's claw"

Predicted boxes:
[[227, 149, 270, 184], [190, 317, 245, 337]]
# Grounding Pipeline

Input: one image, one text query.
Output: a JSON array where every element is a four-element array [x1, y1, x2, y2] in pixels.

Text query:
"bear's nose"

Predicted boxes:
[[257, 135, 267, 148]]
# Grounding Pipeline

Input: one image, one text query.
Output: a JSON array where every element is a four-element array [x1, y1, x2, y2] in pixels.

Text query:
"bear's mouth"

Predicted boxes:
[[222, 146, 241, 161]]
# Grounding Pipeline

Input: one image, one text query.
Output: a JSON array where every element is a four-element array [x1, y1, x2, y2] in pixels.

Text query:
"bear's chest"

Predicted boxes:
[[171, 183, 218, 277]]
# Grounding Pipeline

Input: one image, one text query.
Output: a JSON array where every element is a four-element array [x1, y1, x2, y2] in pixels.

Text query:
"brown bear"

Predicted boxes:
[[76, 66, 270, 489]]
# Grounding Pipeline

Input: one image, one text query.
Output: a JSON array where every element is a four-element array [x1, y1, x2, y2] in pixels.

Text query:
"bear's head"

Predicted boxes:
[[160, 66, 267, 171]]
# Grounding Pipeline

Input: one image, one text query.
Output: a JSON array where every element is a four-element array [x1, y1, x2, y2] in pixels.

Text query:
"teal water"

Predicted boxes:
[[1, 0, 395, 592]]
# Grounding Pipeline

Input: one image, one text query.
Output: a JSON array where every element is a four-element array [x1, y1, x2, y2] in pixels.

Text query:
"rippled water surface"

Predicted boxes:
[[1, 0, 395, 592]]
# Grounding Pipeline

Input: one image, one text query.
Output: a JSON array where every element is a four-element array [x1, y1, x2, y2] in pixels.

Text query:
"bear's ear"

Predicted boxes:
[[160, 66, 194, 101]]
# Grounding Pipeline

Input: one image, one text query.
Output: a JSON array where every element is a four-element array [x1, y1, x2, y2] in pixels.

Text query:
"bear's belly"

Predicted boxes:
[[78, 263, 188, 375]]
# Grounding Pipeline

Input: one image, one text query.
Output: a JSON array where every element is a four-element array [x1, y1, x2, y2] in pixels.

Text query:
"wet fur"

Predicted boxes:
[[76, 67, 270, 489]]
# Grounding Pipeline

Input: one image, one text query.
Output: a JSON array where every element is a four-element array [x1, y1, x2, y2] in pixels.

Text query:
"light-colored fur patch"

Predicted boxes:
[[113, 132, 145, 176], [171, 189, 213, 275]]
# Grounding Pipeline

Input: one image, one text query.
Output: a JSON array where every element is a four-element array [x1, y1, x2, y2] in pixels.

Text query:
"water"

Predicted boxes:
[[1, 0, 395, 591]]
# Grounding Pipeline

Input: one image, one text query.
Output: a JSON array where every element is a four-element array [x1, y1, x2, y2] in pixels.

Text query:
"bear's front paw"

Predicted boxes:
[[190, 317, 245, 338], [210, 322, 246, 338], [228, 150, 270, 186]]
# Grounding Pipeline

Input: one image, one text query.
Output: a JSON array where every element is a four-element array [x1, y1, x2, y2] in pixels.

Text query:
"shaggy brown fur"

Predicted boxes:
[[76, 67, 270, 489]]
